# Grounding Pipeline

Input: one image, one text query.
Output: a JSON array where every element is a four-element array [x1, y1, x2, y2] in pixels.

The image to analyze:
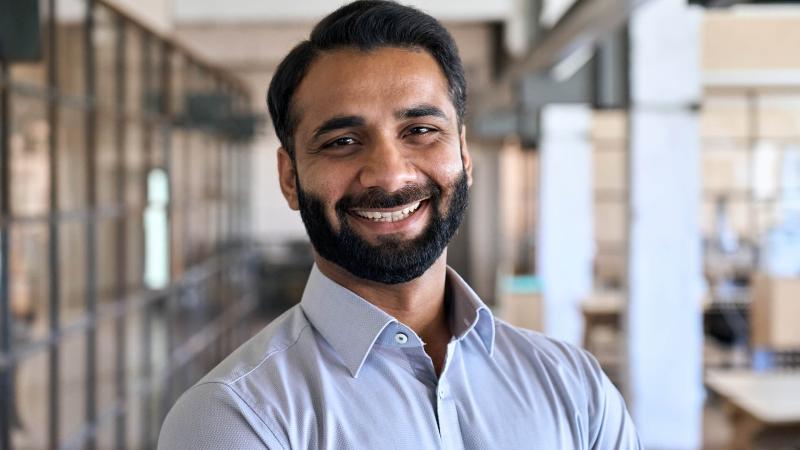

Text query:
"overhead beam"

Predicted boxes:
[[475, 0, 650, 119], [473, 27, 631, 141]]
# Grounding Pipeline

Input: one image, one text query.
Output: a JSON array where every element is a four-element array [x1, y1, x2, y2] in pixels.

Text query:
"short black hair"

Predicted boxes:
[[266, 0, 467, 157]]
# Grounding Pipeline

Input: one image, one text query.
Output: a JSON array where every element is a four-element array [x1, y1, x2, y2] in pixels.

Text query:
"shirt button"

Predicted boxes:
[[438, 386, 447, 399], [394, 332, 408, 344]]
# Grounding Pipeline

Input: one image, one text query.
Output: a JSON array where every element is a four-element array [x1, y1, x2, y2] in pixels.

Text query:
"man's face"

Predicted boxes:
[[277, 47, 472, 284]]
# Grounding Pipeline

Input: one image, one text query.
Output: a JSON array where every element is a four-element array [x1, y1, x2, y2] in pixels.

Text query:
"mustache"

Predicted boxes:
[[336, 182, 440, 212]]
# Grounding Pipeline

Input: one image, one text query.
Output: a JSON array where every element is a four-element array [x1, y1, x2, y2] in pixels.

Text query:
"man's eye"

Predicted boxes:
[[324, 136, 358, 148], [409, 126, 434, 135]]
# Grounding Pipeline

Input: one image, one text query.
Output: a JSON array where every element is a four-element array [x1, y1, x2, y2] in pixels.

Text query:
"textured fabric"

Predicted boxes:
[[158, 265, 642, 450]]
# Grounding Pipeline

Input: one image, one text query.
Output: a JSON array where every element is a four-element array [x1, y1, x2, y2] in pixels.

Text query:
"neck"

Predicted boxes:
[[315, 251, 452, 355]]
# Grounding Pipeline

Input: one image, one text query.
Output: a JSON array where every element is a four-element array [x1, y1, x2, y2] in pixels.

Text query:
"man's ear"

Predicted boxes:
[[277, 148, 300, 210], [459, 125, 473, 187]]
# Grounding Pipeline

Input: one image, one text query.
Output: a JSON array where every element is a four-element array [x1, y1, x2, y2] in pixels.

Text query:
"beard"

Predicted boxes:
[[295, 170, 469, 285]]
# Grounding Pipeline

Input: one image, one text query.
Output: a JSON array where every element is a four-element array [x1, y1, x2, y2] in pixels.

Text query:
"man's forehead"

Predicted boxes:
[[291, 47, 453, 130]]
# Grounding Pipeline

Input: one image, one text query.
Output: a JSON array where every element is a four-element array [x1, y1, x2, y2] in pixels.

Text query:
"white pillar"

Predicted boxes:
[[627, 1, 704, 448], [537, 104, 593, 345], [469, 146, 502, 303]]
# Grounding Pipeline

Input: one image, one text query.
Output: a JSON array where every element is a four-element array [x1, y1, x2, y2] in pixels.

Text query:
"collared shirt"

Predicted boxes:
[[158, 265, 642, 449]]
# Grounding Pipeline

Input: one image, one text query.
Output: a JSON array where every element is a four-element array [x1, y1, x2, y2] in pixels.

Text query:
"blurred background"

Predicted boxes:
[[1, 0, 800, 449]]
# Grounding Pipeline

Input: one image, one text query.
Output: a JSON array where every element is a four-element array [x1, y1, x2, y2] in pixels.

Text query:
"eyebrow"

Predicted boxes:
[[311, 115, 366, 141], [395, 104, 448, 121]]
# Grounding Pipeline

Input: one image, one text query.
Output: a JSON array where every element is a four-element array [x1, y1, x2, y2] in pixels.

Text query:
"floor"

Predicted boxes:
[[590, 326, 799, 450]]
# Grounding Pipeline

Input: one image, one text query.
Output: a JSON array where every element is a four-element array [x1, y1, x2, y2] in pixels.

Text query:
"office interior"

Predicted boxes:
[[1, 0, 799, 449]]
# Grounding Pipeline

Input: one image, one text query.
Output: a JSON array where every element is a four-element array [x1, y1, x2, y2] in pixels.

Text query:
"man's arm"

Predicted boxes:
[[157, 382, 286, 450], [582, 350, 644, 450]]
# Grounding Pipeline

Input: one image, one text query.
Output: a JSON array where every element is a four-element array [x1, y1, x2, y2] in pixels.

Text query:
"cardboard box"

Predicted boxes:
[[751, 275, 800, 350], [496, 275, 543, 332]]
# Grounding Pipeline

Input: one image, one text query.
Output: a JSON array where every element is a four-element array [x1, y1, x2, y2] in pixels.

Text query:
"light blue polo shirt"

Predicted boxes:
[[158, 265, 642, 449]]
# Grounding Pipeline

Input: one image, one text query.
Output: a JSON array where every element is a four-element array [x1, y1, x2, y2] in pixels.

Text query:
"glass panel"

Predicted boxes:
[[238, 149, 252, 236], [125, 120, 145, 207], [10, 351, 48, 449], [96, 218, 118, 305], [57, 105, 87, 211], [185, 134, 204, 262], [144, 39, 164, 116], [58, 332, 86, 445], [170, 54, 185, 118], [94, 6, 117, 114], [96, 421, 115, 450], [205, 138, 220, 251], [150, 303, 169, 388], [125, 307, 144, 449], [170, 131, 187, 276], [170, 207, 185, 277], [96, 318, 117, 423], [126, 214, 145, 292], [126, 27, 142, 116], [9, 92, 49, 217], [55, 0, 86, 97], [219, 147, 229, 241], [58, 221, 86, 325], [97, 110, 118, 208], [150, 124, 166, 170], [8, 223, 50, 343]]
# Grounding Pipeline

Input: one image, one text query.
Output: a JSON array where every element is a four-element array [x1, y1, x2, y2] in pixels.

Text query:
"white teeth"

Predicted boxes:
[[352, 200, 422, 223]]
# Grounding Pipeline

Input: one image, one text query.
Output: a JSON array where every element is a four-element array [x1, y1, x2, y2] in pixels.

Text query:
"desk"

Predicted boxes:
[[581, 292, 713, 350], [581, 292, 623, 349], [705, 369, 800, 450]]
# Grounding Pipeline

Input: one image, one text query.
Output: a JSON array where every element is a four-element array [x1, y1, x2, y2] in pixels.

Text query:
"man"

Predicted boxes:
[[159, 1, 642, 448]]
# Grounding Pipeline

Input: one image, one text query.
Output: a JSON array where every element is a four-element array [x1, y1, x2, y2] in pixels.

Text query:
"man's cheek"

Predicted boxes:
[[328, 206, 346, 233]]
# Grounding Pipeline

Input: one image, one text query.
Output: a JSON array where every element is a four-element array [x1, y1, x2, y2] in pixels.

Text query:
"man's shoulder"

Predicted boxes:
[[492, 318, 603, 381], [199, 304, 313, 386], [159, 306, 311, 449]]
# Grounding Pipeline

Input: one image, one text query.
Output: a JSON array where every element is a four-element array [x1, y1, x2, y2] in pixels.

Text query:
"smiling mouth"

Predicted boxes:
[[350, 199, 426, 223]]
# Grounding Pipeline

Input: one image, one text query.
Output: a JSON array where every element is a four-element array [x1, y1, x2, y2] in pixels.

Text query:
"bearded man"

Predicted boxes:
[[159, 1, 642, 449]]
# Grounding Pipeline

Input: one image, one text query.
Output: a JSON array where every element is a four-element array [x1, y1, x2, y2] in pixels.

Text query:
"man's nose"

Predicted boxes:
[[357, 136, 416, 192]]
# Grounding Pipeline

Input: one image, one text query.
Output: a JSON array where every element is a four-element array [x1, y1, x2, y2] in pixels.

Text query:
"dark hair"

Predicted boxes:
[[266, 0, 467, 157]]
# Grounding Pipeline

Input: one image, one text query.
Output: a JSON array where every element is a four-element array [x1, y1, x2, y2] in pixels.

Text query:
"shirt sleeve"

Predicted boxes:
[[581, 350, 644, 450], [157, 382, 287, 450]]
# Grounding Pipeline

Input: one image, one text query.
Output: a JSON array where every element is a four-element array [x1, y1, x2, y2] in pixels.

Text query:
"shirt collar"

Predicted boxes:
[[445, 266, 496, 355], [300, 265, 496, 378]]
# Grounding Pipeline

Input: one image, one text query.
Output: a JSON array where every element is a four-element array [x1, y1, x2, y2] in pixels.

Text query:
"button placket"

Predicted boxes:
[[437, 384, 448, 399]]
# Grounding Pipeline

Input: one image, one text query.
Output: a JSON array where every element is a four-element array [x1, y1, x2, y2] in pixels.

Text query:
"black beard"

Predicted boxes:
[[295, 171, 469, 284]]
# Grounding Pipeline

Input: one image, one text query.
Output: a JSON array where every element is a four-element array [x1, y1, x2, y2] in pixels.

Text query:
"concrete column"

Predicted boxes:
[[537, 104, 593, 345], [626, 0, 703, 448], [468, 145, 502, 304]]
